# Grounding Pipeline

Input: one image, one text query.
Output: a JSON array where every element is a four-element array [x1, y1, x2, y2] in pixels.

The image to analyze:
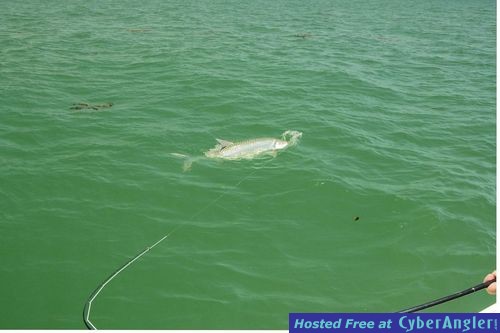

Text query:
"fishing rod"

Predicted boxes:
[[398, 277, 496, 313]]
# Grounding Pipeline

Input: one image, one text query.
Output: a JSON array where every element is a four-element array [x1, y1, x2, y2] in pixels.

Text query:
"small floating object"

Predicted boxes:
[[126, 28, 151, 33], [70, 102, 113, 111], [353, 216, 360, 221], [293, 33, 312, 39]]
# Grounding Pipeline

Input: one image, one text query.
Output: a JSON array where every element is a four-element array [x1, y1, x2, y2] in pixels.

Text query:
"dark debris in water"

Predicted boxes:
[[293, 33, 312, 39], [70, 102, 113, 111], [127, 28, 151, 33]]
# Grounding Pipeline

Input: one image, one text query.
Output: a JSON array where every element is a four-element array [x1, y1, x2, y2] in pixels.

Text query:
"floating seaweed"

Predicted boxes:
[[293, 33, 312, 39], [70, 102, 113, 111], [127, 28, 151, 33]]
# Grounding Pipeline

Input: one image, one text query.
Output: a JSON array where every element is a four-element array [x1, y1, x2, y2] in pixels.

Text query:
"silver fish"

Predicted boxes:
[[205, 138, 288, 159], [205, 130, 302, 160], [172, 130, 302, 171]]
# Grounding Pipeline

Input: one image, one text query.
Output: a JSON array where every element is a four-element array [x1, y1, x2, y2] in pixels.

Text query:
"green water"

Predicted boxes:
[[0, 0, 496, 329]]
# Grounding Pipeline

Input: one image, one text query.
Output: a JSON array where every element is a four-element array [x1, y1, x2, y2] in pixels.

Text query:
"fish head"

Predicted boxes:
[[273, 139, 289, 150], [281, 130, 302, 146]]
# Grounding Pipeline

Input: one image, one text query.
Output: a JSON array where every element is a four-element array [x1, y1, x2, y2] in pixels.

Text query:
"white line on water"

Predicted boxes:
[[84, 159, 270, 329]]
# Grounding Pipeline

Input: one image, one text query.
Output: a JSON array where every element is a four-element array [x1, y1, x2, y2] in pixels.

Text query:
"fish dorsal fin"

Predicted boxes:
[[216, 139, 234, 147]]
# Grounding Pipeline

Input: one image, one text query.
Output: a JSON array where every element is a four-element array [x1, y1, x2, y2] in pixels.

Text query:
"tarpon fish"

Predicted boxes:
[[205, 138, 286, 159], [173, 130, 302, 171]]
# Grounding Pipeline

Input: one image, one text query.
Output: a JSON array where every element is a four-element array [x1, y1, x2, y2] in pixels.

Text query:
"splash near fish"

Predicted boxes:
[[173, 130, 302, 171]]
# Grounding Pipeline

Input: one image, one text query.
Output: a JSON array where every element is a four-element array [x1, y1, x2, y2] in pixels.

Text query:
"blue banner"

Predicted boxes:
[[289, 313, 499, 333]]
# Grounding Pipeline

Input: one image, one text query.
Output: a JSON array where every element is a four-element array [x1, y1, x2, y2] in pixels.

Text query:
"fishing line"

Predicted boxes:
[[83, 160, 269, 330]]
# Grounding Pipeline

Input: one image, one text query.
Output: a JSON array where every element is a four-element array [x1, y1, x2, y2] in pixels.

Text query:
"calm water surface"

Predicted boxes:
[[0, 0, 495, 329]]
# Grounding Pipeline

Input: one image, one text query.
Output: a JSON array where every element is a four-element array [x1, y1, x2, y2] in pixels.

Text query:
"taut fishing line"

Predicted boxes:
[[82, 161, 267, 330]]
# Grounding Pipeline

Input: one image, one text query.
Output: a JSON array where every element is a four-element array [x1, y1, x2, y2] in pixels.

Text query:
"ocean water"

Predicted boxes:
[[0, 0, 496, 329]]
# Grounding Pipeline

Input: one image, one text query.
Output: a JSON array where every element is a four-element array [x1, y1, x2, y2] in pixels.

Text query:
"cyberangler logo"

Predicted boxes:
[[399, 315, 498, 333]]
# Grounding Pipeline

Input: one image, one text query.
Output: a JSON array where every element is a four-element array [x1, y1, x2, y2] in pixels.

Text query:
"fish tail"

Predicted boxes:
[[171, 153, 195, 172], [182, 159, 194, 172]]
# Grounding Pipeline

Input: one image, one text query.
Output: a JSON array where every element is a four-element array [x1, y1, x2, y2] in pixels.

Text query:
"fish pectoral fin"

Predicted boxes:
[[216, 139, 234, 148]]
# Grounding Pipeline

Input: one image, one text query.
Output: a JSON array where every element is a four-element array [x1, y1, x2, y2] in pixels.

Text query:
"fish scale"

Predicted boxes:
[[213, 138, 285, 159]]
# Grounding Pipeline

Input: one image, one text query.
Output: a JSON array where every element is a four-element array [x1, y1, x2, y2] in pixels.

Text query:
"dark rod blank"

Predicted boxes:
[[399, 278, 496, 313]]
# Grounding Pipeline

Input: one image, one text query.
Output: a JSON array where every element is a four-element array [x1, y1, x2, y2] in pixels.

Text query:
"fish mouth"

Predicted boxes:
[[281, 130, 303, 145]]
